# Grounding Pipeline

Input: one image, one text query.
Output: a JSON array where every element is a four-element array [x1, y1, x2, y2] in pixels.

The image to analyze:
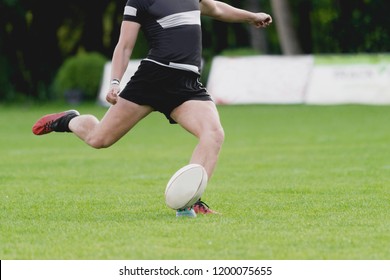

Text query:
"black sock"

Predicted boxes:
[[53, 112, 79, 132]]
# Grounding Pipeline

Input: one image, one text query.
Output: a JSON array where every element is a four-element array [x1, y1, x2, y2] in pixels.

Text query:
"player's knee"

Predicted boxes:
[[207, 126, 225, 149], [85, 136, 112, 149]]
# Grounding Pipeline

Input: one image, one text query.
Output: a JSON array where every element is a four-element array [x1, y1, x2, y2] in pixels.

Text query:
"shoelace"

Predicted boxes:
[[43, 120, 55, 132]]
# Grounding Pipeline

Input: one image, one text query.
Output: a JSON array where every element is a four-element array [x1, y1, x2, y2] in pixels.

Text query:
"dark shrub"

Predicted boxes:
[[53, 52, 107, 102]]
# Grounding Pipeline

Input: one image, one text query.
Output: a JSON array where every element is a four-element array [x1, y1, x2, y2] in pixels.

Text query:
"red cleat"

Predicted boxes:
[[193, 200, 220, 215], [32, 110, 79, 135]]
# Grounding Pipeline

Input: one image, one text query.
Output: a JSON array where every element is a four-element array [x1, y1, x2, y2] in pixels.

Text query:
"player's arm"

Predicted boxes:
[[107, 21, 140, 105], [200, 0, 272, 28]]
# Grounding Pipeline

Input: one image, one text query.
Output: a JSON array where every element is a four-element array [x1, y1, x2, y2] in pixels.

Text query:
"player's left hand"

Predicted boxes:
[[106, 84, 120, 105], [250, 13, 272, 28]]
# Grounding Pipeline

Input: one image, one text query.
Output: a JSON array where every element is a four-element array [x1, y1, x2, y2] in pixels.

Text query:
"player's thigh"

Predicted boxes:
[[94, 97, 153, 145], [171, 100, 224, 138]]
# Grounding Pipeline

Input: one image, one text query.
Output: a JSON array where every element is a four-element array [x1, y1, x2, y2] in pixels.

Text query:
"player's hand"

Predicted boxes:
[[250, 13, 272, 28], [106, 84, 120, 105]]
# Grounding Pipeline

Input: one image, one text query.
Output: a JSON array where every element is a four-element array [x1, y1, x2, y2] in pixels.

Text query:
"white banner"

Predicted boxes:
[[305, 62, 390, 104], [97, 55, 390, 106], [206, 55, 314, 104]]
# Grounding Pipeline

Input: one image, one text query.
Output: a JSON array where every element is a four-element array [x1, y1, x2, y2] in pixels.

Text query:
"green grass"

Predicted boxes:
[[1, 103, 389, 259]]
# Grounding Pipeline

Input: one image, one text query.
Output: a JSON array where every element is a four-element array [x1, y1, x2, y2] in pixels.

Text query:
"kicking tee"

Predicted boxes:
[[123, 0, 203, 74]]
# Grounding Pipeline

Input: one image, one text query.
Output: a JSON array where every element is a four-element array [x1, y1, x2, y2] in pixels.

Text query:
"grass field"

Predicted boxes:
[[0, 103, 389, 260]]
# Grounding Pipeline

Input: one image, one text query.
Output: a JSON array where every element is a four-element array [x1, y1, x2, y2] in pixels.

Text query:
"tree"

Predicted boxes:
[[0, 0, 118, 101], [333, 0, 390, 53], [270, 0, 302, 54], [245, 0, 269, 53]]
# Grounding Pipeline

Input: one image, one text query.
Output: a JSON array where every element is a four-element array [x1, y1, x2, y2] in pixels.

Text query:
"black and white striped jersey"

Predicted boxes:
[[123, 0, 203, 74]]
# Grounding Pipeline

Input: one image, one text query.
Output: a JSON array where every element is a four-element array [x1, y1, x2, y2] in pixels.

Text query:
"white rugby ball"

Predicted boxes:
[[165, 164, 208, 210]]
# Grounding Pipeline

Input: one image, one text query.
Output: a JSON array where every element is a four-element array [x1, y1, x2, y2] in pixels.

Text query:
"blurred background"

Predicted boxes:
[[0, 0, 389, 104]]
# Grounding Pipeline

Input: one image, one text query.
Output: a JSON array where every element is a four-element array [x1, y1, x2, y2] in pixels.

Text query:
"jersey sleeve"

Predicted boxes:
[[123, 0, 147, 23]]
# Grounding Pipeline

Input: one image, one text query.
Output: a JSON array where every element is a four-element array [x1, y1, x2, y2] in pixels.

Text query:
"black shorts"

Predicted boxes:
[[120, 60, 212, 124]]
